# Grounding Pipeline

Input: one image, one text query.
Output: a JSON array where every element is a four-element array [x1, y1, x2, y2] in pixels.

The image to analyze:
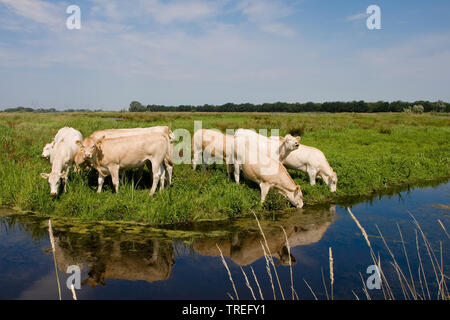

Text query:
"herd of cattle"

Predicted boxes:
[[41, 125, 338, 209]]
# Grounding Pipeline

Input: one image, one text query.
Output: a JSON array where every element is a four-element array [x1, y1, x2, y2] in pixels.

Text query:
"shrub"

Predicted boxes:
[[412, 105, 424, 114]]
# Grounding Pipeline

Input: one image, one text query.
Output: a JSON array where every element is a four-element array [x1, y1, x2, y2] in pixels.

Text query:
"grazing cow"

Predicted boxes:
[[42, 127, 80, 159], [192, 129, 235, 180], [283, 144, 338, 192], [85, 126, 174, 186], [40, 128, 83, 196], [233, 136, 303, 208], [233, 129, 300, 184], [76, 133, 171, 196]]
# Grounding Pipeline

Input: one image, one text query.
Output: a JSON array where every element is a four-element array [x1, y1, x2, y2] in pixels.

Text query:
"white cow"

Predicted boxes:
[[192, 129, 235, 180], [42, 127, 79, 159], [233, 136, 303, 208], [283, 144, 338, 192], [82, 126, 174, 186], [233, 129, 300, 184], [40, 128, 83, 196], [75, 133, 172, 195]]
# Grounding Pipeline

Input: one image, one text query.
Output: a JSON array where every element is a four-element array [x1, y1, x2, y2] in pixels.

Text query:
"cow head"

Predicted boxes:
[[76, 136, 104, 160], [40, 172, 62, 196], [41, 142, 54, 159], [282, 134, 300, 152], [292, 185, 303, 208], [329, 171, 338, 193]]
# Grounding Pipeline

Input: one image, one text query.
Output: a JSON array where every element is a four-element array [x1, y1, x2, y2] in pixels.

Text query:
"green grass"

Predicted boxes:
[[0, 112, 449, 225]]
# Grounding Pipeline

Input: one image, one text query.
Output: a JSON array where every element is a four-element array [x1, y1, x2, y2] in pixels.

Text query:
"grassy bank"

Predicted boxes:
[[0, 112, 449, 225]]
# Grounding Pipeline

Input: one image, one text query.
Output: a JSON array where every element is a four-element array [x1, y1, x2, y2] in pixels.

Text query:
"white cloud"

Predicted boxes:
[[237, 0, 292, 23], [0, 0, 63, 26], [142, 0, 219, 24], [260, 22, 295, 38], [235, 0, 295, 37], [346, 12, 368, 22]]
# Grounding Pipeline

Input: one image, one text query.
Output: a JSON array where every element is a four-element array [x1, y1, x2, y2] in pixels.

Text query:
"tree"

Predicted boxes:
[[129, 101, 146, 112], [432, 100, 446, 112], [412, 105, 424, 114]]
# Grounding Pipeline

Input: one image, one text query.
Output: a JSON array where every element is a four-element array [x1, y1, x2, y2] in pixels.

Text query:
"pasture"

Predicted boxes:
[[0, 112, 449, 225]]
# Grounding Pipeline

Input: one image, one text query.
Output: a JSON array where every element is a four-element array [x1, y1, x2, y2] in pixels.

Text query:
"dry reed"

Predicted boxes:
[[216, 243, 239, 300], [48, 219, 61, 300]]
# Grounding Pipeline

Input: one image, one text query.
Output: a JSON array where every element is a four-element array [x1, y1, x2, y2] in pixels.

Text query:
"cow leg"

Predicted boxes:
[[148, 161, 161, 196], [260, 182, 271, 204], [201, 153, 206, 170], [110, 166, 120, 193], [225, 154, 233, 181], [63, 166, 70, 193], [307, 168, 317, 186], [97, 173, 105, 193], [165, 162, 173, 186], [159, 164, 166, 190], [226, 164, 232, 181], [234, 164, 240, 184], [192, 152, 198, 170], [192, 144, 201, 170]]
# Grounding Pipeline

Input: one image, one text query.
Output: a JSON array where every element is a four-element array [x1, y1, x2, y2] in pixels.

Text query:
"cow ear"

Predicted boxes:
[[96, 138, 104, 148], [40, 173, 49, 179], [97, 135, 106, 145], [75, 140, 82, 147]]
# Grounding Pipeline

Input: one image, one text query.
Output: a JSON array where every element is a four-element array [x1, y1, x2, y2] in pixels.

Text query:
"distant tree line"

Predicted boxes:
[[1, 106, 102, 113], [132, 100, 450, 113], [2, 100, 449, 113]]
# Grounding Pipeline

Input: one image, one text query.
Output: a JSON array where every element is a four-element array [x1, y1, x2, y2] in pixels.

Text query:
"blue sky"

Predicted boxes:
[[0, 0, 449, 110]]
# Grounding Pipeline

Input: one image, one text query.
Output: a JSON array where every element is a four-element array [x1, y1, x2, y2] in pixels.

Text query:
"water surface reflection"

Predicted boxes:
[[0, 180, 449, 299]]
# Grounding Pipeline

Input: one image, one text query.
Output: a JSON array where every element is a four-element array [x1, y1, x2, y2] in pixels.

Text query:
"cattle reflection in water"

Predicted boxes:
[[0, 205, 335, 290], [53, 234, 174, 287], [193, 205, 335, 266]]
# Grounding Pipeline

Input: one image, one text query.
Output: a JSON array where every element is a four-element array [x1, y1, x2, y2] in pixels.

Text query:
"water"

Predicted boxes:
[[0, 181, 449, 300]]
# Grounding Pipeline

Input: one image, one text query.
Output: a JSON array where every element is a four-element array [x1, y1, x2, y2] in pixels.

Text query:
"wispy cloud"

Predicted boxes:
[[260, 22, 295, 37], [237, 0, 293, 22], [236, 0, 295, 37], [0, 0, 63, 26], [142, 0, 219, 24], [346, 12, 368, 22]]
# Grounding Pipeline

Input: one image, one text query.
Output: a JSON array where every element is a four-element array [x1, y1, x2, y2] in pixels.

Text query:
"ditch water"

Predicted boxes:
[[0, 180, 449, 300]]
